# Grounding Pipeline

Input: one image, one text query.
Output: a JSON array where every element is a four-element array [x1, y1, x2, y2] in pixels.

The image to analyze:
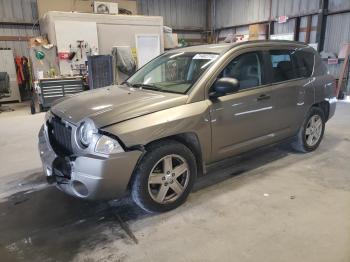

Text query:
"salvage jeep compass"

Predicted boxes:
[[39, 40, 336, 212]]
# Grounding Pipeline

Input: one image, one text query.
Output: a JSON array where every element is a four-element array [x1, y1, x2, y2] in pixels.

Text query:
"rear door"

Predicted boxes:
[[265, 48, 316, 135]]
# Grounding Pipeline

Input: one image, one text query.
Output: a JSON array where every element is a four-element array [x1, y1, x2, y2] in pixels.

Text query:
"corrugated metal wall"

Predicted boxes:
[[215, 0, 270, 28], [0, 0, 39, 57], [215, 0, 320, 29], [1, 0, 350, 55], [273, 19, 295, 34], [324, 12, 350, 53], [271, 0, 319, 17], [0, 0, 38, 23], [214, 0, 350, 56], [329, 0, 350, 12], [0, 25, 40, 57], [137, 0, 207, 30]]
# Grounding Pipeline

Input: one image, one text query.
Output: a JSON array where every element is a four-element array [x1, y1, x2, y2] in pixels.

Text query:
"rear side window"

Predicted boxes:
[[313, 51, 327, 76], [293, 50, 314, 78], [269, 49, 315, 83], [269, 50, 297, 82]]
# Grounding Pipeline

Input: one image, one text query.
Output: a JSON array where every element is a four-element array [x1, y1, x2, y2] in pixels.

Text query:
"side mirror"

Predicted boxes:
[[209, 77, 240, 98]]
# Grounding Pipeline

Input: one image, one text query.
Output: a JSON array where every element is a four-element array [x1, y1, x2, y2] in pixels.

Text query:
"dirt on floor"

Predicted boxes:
[[0, 102, 349, 262]]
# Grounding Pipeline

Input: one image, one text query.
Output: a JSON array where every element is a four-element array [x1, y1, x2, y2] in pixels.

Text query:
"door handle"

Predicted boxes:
[[257, 94, 271, 101]]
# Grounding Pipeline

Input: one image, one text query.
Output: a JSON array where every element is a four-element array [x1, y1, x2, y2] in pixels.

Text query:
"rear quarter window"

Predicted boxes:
[[268, 48, 317, 84], [292, 49, 315, 78], [269, 50, 298, 82], [313, 52, 328, 76]]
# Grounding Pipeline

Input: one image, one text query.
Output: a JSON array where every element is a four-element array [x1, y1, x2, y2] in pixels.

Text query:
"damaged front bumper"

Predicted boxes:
[[38, 125, 142, 200]]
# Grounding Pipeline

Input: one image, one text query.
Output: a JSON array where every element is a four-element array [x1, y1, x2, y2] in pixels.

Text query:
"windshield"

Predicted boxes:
[[126, 52, 219, 94]]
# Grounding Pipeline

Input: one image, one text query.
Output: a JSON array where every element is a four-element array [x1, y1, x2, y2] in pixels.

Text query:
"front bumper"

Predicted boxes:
[[38, 125, 142, 200]]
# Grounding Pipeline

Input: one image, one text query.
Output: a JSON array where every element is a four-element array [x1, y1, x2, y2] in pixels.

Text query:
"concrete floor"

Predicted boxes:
[[0, 102, 349, 262]]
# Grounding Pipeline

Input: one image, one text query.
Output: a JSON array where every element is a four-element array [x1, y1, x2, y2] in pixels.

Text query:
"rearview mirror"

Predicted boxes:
[[209, 77, 240, 98]]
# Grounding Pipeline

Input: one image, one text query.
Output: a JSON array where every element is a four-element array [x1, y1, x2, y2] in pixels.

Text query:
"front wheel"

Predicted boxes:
[[131, 140, 197, 213], [292, 107, 325, 153]]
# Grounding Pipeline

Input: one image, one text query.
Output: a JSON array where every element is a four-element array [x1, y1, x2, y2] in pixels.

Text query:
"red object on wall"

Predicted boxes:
[[58, 52, 70, 60], [277, 16, 288, 24], [327, 58, 339, 65]]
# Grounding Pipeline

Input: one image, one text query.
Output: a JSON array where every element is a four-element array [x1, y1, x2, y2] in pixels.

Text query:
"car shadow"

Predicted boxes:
[[0, 134, 343, 261]]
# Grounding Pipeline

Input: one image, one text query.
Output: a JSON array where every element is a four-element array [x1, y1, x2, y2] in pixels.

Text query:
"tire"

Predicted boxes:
[[291, 107, 325, 153], [131, 139, 197, 213]]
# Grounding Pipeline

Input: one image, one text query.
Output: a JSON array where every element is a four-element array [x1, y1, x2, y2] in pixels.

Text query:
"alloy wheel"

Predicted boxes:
[[148, 154, 190, 204], [305, 115, 323, 147]]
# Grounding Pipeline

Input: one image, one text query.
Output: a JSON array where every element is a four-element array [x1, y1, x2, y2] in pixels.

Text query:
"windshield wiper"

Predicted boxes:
[[131, 83, 162, 91], [121, 81, 132, 87]]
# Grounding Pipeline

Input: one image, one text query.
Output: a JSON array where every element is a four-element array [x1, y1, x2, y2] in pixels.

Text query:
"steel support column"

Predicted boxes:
[[316, 0, 329, 52]]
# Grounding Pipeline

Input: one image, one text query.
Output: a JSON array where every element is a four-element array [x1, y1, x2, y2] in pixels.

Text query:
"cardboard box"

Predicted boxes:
[[249, 24, 267, 40], [164, 33, 178, 49]]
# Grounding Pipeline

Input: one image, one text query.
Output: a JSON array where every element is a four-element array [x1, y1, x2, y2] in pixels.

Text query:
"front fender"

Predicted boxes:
[[101, 101, 212, 163]]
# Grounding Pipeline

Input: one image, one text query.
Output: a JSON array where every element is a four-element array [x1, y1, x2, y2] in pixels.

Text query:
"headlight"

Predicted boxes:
[[95, 135, 124, 155], [77, 121, 95, 147]]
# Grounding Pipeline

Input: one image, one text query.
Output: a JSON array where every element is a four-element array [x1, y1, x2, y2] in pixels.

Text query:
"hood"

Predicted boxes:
[[51, 86, 187, 128]]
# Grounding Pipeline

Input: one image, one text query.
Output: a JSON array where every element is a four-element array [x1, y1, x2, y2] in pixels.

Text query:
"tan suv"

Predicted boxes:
[[39, 40, 336, 212]]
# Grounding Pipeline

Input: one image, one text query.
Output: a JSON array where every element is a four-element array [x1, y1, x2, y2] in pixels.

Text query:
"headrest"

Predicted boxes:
[[277, 61, 292, 71]]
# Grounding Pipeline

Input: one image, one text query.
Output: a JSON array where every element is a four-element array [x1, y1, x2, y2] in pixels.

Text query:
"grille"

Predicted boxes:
[[48, 115, 73, 156]]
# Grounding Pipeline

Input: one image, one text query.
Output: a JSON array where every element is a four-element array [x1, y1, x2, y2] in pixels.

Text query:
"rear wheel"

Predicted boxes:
[[292, 107, 325, 153], [131, 140, 197, 213]]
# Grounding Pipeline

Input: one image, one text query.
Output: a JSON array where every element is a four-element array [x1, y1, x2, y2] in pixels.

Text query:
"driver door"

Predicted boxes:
[[209, 51, 277, 162]]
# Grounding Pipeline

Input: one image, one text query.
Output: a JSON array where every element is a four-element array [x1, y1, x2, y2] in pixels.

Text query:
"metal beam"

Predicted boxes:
[[316, 0, 329, 52], [0, 21, 37, 26], [172, 28, 206, 33], [268, 0, 273, 39], [0, 36, 33, 41], [305, 16, 312, 43], [327, 8, 350, 15], [294, 17, 301, 41]]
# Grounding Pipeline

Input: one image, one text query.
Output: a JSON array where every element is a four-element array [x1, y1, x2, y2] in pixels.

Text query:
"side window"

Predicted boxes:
[[292, 50, 315, 78], [220, 52, 263, 90], [269, 50, 297, 83]]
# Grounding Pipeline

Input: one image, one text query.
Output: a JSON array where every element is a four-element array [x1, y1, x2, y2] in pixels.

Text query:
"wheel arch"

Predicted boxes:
[[126, 132, 205, 190], [144, 132, 205, 177], [312, 100, 330, 121]]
